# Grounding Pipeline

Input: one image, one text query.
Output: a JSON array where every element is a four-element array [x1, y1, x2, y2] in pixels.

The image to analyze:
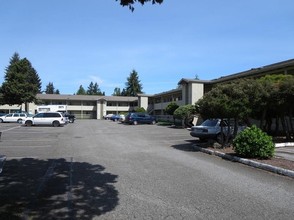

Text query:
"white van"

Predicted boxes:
[[23, 112, 66, 127]]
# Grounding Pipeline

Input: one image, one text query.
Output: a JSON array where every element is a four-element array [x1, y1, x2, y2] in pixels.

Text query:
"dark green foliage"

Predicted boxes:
[[87, 81, 104, 95], [196, 81, 252, 120], [124, 70, 143, 96], [174, 104, 196, 127], [45, 82, 60, 94], [45, 82, 55, 94], [233, 125, 274, 159], [0, 53, 41, 107], [196, 75, 294, 140], [165, 102, 179, 116], [76, 85, 86, 95], [165, 102, 179, 124], [257, 75, 294, 139], [117, 0, 163, 11], [135, 107, 146, 112], [112, 87, 121, 96], [110, 70, 143, 97]]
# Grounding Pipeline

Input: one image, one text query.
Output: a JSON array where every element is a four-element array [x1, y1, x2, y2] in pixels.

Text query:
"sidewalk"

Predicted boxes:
[[193, 144, 294, 178]]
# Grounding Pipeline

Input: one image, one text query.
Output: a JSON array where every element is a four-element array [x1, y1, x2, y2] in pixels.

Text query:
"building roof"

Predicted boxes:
[[211, 58, 294, 83], [36, 94, 138, 102], [178, 58, 294, 85]]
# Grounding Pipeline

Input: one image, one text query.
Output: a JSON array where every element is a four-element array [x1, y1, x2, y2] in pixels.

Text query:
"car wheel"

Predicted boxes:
[[53, 121, 60, 127], [151, 120, 156, 125], [25, 120, 32, 126], [17, 119, 22, 124], [133, 121, 138, 125], [0, 119, 3, 123], [69, 118, 74, 123]]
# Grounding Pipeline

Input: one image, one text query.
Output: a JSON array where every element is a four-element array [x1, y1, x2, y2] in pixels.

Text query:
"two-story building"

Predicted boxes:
[[1, 59, 293, 119]]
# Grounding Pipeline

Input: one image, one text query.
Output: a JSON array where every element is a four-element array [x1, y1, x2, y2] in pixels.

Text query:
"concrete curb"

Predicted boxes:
[[192, 145, 294, 178], [275, 142, 294, 148]]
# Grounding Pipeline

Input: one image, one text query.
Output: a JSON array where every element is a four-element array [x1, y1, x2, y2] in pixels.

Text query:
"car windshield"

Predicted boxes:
[[201, 119, 219, 127]]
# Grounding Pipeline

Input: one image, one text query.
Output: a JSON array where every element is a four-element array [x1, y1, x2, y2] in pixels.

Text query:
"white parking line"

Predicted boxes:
[[0, 125, 21, 132]]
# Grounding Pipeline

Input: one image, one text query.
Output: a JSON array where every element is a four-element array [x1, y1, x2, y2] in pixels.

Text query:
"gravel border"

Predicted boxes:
[[192, 144, 294, 178]]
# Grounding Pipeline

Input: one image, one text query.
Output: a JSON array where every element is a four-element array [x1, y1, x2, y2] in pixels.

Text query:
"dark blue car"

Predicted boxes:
[[110, 114, 121, 122], [124, 112, 156, 125]]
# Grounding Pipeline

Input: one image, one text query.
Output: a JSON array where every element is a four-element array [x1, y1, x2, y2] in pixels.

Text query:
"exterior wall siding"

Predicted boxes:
[[1, 59, 293, 119]]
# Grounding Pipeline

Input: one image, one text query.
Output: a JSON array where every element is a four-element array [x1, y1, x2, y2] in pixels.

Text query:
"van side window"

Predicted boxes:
[[34, 113, 44, 118]]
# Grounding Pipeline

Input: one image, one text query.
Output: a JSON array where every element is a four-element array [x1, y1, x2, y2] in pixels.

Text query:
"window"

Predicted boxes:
[[45, 113, 61, 117], [34, 113, 44, 118], [107, 102, 115, 106]]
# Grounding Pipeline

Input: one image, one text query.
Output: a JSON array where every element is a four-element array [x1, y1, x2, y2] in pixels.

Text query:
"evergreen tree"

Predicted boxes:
[[121, 88, 127, 96], [93, 82, 102, 95], [112, 87, 121, 96], [0, 53, 42, 110], [124, 70, 143, 96], [55, 89, 60, 94], [23, 58, 42, 93], [87, 81, 104, 95], [118, 0, 163, 11], [45, 82, 55, 94], [76, 85, 86, 95], [87, 82, 94, 95]]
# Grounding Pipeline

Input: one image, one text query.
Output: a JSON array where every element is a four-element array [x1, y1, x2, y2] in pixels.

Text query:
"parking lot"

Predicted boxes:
[[0, 120, 293, 219]]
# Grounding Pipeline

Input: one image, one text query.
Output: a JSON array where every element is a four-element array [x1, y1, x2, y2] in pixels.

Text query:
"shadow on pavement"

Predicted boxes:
[[0, 158, 119, 219], [171, 140, 200, 152]]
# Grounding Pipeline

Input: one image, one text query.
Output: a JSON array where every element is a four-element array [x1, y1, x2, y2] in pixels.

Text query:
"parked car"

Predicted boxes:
[[63, 113, 76, 123], [0, 113, 27, 123], [110, 114, 121, 122], [103, 114, 113, 120], [23, 112, 66, 127], [0, 113, 7, 117], [124, 112, 156, 125], [119, 114, 125, 122], [110, 114, 125, 122], [190, 119, 246, 142]]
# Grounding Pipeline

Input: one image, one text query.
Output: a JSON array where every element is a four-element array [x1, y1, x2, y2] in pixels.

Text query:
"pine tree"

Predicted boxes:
[[112, 87, 121, 96], [45, 82, 55, 94], [87, 82, 94, 95], [0, 53, 42, 110], [76, 85, 86, 95], [87, 81, 104, 95], [124, 70, 143, 96]]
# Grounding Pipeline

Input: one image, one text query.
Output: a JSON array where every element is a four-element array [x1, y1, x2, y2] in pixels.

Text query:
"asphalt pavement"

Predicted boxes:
[[0, 121, 293, 219]]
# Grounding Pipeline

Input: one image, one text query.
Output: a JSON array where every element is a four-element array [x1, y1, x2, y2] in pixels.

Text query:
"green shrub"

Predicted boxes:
[[233, 125, 274, 159]]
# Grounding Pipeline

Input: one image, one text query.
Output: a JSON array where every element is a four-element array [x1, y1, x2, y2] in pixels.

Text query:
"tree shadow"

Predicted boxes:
[[171, 143, 197, 152], [171, 139, 206, 152], [0, 158, 119, 219]]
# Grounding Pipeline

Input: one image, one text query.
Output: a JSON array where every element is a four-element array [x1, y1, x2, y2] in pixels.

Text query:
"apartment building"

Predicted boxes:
[[1, 59, 293, 119]]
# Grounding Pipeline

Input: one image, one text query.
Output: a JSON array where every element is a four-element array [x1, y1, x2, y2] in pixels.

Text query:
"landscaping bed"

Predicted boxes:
[[196, 141, 294, 171]]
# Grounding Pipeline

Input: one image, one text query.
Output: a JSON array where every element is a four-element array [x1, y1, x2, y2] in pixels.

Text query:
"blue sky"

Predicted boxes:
[[1, 0, 293, 95]]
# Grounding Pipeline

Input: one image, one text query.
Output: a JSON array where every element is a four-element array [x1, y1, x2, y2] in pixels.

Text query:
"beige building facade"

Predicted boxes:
[[1, 59, 293, 119]]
